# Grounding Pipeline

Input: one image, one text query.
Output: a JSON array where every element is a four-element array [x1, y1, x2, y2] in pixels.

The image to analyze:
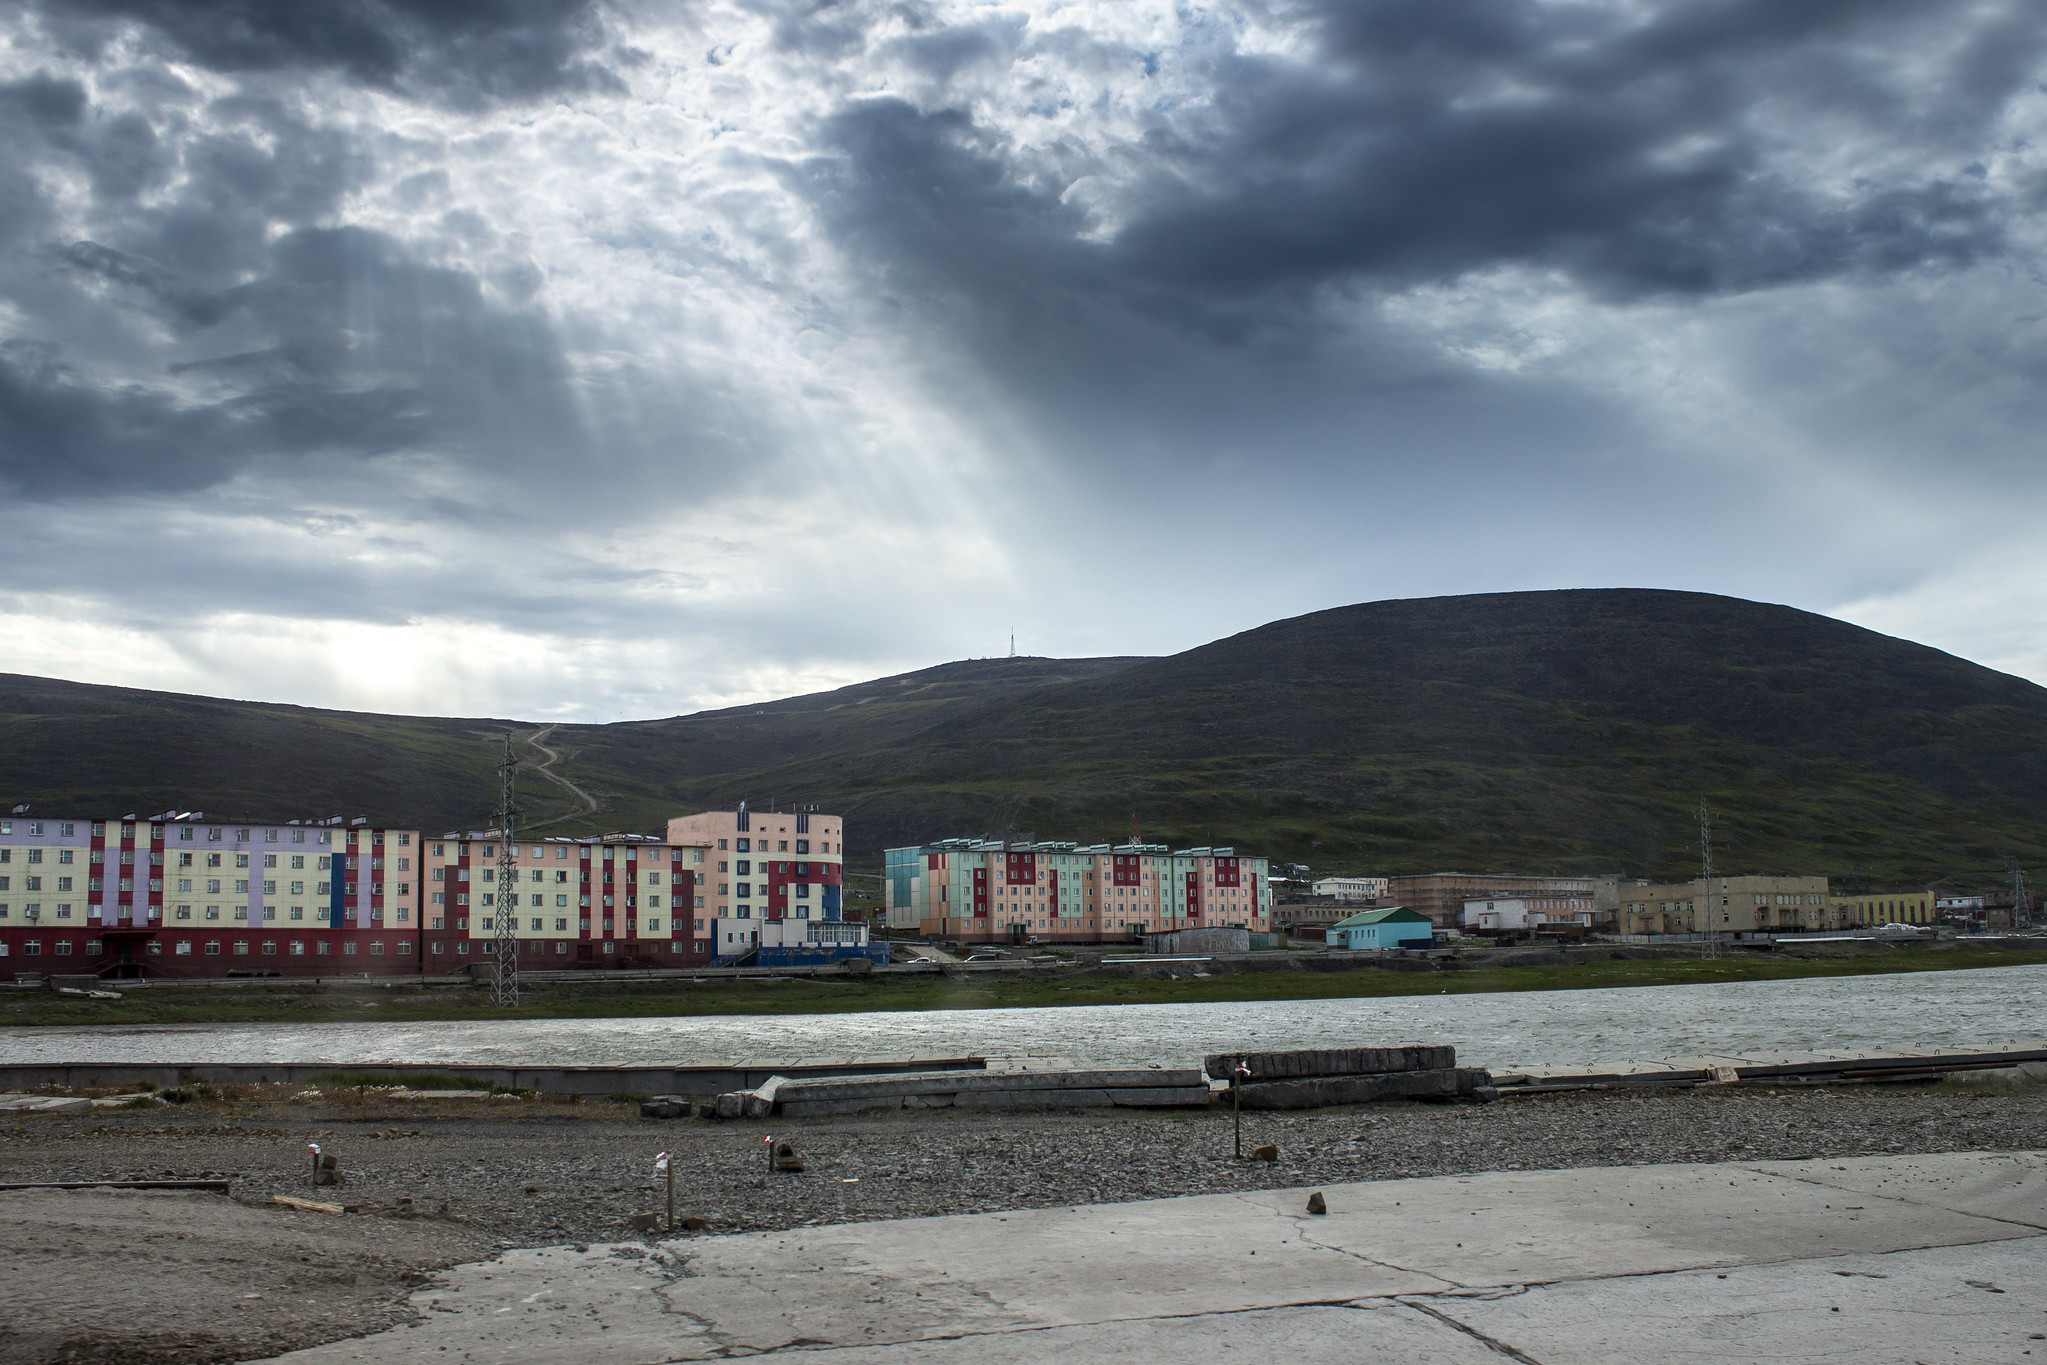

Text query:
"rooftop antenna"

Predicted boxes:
[[492, 733, 521, 1007], [1699, 799, 1720, 959]]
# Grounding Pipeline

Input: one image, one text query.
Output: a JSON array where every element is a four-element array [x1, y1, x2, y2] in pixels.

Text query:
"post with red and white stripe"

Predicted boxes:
[[655, 1151, 672, 1233]]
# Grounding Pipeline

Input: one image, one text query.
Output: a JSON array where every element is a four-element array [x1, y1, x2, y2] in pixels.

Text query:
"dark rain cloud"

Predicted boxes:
[[793, 0, 2044, 495], [35, 0, 621, 106], [2, 226, 581, 496]]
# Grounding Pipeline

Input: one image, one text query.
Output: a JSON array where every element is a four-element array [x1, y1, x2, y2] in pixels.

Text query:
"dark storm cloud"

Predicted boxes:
[[0, 22, 590, 502], [817, 0, 2031, 324], [36, 0, 621, 106], [0, 225, 581, 497]]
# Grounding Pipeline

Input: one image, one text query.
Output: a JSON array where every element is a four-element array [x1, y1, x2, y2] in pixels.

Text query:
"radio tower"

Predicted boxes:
[[2016, 866, 2035, 931], [1699, 799, 1720, 959], [491, 734, 521, 1007]]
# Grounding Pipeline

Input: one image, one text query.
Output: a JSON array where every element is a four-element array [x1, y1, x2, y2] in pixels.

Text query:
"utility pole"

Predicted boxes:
[[492, 734, 521, 1007], [1697, 800, 1718, 957]]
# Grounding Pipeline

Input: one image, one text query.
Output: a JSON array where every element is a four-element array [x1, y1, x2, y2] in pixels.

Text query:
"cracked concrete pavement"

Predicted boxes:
[[265, 1150, 2047, 1363]]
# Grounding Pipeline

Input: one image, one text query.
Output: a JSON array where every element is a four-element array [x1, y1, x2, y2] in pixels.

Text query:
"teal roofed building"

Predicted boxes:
[[1330, 906, 1434, 951]]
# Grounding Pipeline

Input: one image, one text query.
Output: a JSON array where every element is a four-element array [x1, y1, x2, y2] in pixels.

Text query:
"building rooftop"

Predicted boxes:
[[1331, 906, 1428, 927]]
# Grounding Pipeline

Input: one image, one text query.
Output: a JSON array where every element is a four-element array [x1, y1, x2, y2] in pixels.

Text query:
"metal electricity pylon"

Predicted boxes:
[[492, 734, 521, 1007], [1699, 800, 1720, 959], [2015, 866, 2035, 931]]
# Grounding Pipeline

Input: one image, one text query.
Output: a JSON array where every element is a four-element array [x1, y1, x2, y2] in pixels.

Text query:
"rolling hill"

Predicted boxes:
[[3, 590, 2044, 886]]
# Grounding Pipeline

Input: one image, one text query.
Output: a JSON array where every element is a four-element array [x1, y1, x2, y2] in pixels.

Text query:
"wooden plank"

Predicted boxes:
[[270, 1193, 354, 1214]]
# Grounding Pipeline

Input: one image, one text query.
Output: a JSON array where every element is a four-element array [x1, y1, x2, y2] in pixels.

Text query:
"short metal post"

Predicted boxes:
[[1232, 1062, 1250, 1159], [666, 1157, 675, 1233]]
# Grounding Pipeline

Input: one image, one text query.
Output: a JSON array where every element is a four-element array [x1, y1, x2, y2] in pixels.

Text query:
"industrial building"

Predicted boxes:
[[1461, 896, 1595, 931], [1330, 906, 1435, 950], [1390, 873, 1598, 928], [884, 837, 1273, 943], [1312, 875, 1391, 901], [1613, 876, 1831, 935]]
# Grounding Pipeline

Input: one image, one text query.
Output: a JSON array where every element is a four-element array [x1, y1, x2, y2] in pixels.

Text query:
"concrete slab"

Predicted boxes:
[[1433, 1238, 2047, 1365], [1237, 1158, 2036, 1286], [260, 1151, 2047, 1365], [1744, 1149, 2047, 1230]]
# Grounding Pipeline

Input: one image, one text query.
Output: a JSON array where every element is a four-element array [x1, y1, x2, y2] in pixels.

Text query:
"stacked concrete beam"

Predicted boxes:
[[774, 1067, 1211, 1117], [1204, 1045, 1490, 1109]]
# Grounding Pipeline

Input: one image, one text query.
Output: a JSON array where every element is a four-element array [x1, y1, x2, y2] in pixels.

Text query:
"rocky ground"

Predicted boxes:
[[2, 1079, 2044, 1362]]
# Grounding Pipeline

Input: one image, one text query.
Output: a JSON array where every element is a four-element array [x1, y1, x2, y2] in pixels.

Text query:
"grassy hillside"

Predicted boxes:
[[2, 590, 2044, 886]]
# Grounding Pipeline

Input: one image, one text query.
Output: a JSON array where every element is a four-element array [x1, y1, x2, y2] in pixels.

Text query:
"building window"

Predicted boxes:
[[317, 941, 330, 954], [175, 940, 191, 955], [203, 941, 220, 955], [343, 941, 358, 954], [370, 941, 383, 954], [289, 941, 305, 955]]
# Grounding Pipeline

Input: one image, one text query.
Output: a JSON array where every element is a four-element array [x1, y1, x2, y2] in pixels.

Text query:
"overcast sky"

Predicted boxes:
[[3, 0, 2046, 721]]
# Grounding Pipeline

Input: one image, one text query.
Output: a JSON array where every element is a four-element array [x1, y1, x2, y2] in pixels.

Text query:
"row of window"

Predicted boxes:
[[712, 837, 830, 854], [427, 939, 706, 955], [0, 938, 407, 957], [0, 821, 411, 847], [431, 867, 678, 885], [429, 842, 706, 862], [429, 892, 684, 910]]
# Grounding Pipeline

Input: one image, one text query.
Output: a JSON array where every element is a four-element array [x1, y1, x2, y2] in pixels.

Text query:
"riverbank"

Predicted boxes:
[[3, 940, 2044, 1028], [3, 1079, 2044, 1363]]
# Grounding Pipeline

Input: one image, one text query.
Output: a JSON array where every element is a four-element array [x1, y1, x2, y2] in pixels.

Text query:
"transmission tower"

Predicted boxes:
[[1699, 799, 1720, 959], [2016, 866, 2035, 931], [491, 734, 521, 1007]]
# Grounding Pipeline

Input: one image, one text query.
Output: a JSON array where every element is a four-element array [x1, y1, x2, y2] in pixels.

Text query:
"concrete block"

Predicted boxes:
[[742, 1076, 790, 1119], [1236, 1068, 1461, 1109], [779, 1096, 896, 1117], [773, 1068, 1204, 1104], [1204, 1045, 1456, 1080]]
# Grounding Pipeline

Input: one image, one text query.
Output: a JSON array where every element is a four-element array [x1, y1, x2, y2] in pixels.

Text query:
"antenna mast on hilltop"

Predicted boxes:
[[1009, 631, 1016, 659], [1699, 799, 1720, 960], [492, 734, 521, 1007]]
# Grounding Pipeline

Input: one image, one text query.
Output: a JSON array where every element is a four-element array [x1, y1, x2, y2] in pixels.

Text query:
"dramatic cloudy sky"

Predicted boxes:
[[3, 0, 2046, 720]]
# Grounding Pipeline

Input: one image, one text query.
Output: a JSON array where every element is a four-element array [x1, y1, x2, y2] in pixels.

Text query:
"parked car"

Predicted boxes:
[[962, 952, 1004, 962]]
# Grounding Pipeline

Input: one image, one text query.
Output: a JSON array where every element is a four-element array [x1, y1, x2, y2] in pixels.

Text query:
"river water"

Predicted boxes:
[[4, 964, 2043, 1072]]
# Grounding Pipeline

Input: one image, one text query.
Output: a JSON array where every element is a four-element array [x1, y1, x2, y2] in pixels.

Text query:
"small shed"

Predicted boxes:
[[1330, 906, 1434, 951]]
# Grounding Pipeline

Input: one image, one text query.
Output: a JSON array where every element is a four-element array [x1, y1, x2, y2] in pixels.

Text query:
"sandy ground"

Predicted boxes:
[[2, 1080, 2044, 1362]]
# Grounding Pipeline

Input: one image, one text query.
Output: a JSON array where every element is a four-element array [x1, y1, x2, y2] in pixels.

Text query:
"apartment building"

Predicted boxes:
[[1390, 873, 1597, 929], [668, 805, 845, 926], [421, 831, 712, 967], [884, 837, 1273, 943], [0, 814, 421, 977], [1614, 875, 1830, 934]]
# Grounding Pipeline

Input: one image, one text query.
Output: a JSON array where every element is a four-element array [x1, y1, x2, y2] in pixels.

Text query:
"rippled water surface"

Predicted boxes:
[[5, 964, 2043, 1070]]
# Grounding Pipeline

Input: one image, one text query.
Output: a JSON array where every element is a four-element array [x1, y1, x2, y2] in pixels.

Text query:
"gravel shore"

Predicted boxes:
[[2, 1080, 2043, 1363], [6, 1080, 2046, 1244]]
